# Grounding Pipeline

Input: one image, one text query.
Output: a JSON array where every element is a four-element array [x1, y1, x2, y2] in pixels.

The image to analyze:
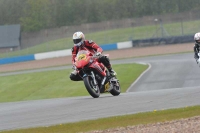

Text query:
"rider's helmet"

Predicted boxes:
[[73, 31, 85, 47], [194, 32, 200, 45]]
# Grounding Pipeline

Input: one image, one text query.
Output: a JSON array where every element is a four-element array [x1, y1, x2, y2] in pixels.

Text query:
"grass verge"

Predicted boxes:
[[0, 63, 148, 103], [1, 105, 200, 133]]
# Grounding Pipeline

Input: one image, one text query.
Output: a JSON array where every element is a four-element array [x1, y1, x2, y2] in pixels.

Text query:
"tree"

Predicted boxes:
[[20, 0, 51, 31], [1, 0, 200, 31]]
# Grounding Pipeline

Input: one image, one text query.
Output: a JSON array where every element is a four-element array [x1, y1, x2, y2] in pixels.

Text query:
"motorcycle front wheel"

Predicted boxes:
[[83, 76, 100, 98]]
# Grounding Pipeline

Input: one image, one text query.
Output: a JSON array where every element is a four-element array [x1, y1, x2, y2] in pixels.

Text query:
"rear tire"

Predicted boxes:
[[110, 81, 121, 96], [83, 76, 100, 98]]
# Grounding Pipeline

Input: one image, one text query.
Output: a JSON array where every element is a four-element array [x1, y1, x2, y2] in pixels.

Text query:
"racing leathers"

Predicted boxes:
[[69, 40, 114, 81], [194, 43, 200, 60]]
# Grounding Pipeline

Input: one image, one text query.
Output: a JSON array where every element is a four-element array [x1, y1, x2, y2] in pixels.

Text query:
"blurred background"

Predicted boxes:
[[0, 0, 200, 58]]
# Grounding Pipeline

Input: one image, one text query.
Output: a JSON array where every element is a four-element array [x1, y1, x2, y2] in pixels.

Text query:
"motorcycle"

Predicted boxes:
[[74, 50, 121, 98]]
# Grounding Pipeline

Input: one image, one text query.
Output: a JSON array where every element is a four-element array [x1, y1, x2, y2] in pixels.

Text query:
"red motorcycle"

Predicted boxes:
[[74, 50, 121, 98]]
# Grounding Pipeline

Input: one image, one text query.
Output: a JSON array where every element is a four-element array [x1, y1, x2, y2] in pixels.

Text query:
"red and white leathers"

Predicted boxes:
[[71, 40, 103, 65]]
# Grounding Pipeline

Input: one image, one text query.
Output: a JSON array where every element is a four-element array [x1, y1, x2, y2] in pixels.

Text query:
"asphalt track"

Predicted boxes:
[[0, 53, 200, 131]]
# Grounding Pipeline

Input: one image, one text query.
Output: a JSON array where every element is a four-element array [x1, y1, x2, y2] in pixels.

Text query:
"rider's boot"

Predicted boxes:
[[108, 67, 117, 77], [99, 55, 117, 76]]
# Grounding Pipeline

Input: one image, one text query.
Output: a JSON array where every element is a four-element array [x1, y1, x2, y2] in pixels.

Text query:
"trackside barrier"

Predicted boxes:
[[0, 34, 194, 65], [34, 49, 71, 60], [117, 41, 132, 49], [0, 54, 35, 65], [132, 35, 193, 47], [0, 41, 132, 65], [100, 43, 117, 51]]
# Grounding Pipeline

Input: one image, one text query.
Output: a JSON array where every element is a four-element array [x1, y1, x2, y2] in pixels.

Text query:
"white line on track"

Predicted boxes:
[[126, 62, 152, 92]]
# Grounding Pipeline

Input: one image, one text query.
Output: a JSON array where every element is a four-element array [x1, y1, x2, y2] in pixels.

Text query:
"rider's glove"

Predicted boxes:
[[95, 52, 102, 57]]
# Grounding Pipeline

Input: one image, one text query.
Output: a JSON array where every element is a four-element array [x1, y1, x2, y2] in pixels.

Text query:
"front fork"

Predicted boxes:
[[91, 71, 109, 92], [91, 71, 97, 86], [83, 71, 97, 86]]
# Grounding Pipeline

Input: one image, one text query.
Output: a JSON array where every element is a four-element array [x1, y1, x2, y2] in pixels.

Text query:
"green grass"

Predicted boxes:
[[1, 19, 200, 58], [1, 105, 200, 133], [0, 63, 148, 103]]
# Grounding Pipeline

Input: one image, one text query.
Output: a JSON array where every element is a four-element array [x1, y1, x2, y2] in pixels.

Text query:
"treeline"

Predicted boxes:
[[0, 0, 199, 32]]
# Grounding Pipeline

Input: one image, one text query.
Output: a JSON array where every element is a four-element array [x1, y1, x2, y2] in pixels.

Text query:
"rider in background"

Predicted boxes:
[[70, 31, 116, 81], [194, 32, 200, 62]]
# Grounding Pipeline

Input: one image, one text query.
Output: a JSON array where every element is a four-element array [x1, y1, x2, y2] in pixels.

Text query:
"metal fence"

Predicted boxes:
[[21, 11, 198, 47]]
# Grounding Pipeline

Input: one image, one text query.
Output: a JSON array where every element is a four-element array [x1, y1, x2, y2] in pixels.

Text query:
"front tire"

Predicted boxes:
[[83, 76, 100, 98]]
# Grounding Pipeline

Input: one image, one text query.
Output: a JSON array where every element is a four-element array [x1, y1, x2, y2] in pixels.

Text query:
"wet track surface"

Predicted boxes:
[[0, 53, 200, 131]]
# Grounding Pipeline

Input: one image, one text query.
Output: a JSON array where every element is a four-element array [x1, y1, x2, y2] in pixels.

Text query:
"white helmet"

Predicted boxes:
[[194, 32, 200, 44], [72, 31, 85, 47]]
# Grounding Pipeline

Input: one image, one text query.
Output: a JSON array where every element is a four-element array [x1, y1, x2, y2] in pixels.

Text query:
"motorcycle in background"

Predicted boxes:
[[74, 50, 120, 98]]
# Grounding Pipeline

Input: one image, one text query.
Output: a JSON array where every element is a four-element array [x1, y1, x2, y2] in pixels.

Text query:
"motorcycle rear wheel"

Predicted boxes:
[[83, 76, 100, 98], [110, 82, 121, 96]]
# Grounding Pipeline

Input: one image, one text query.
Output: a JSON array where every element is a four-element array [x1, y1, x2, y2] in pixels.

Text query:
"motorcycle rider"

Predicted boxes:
[[70, 31, 117, 81], [194, 32, 200, 62]]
